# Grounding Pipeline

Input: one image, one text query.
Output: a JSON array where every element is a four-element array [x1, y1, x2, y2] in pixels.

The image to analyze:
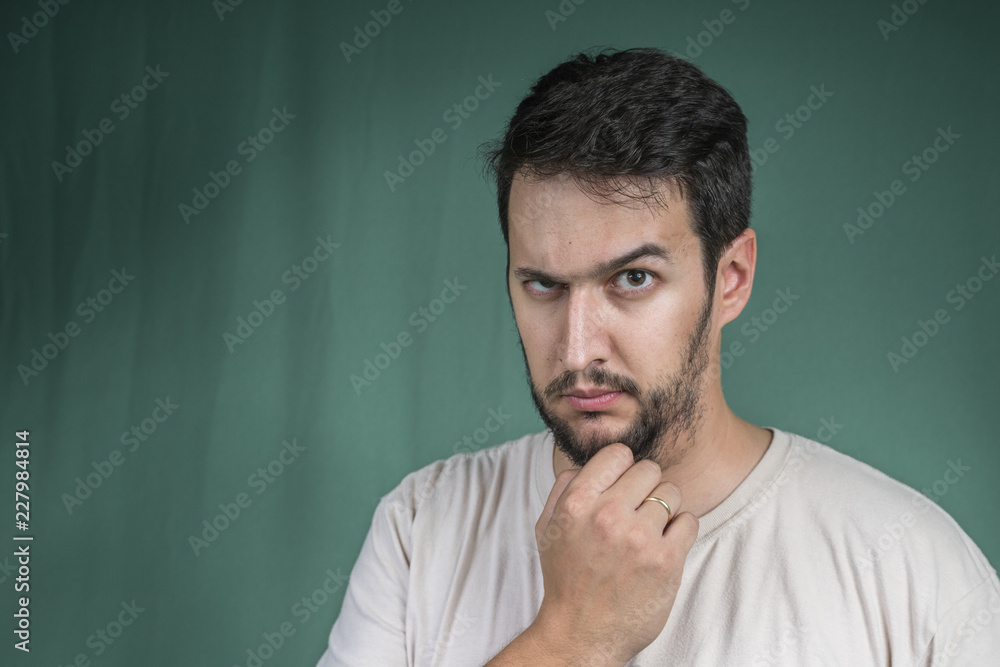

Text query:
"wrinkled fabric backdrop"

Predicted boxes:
[[1, 0, 998, 665]]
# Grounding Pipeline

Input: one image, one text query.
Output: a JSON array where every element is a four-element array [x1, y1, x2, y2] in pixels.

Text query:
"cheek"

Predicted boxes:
[[613, 297, 696, 369], [617, 289, 689, 335], [518, 319, 557, 367], [516, 320, 567, 389]]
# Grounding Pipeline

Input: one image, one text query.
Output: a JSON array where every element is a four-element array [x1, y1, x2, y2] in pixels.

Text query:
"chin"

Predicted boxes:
[[572, 420, 630, 448]]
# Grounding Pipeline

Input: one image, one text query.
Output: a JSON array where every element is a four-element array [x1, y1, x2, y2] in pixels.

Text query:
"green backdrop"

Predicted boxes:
[[1, 0, 998, 665]]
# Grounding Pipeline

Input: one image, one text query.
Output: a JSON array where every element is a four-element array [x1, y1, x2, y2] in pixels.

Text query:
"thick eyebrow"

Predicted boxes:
[[512, 242, 674, 284]]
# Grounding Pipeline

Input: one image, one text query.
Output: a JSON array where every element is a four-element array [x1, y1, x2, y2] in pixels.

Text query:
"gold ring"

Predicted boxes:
[[641, 496, 673, 522]]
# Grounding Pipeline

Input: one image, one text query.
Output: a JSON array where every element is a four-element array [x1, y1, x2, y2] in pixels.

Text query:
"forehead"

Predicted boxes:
[[507, 173, 696, 267]]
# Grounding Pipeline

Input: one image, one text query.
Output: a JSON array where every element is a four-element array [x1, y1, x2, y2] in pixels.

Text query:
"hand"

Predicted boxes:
[[531, 442, 699, 667]]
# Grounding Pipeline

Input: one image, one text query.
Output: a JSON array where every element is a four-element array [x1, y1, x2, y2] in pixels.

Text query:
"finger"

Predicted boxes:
[[566, 442, 636, 500], [662, 511, 699, 555], [636, 480, 683, 534], [536, 468, 579, 541], [602, 458, 663, 508]]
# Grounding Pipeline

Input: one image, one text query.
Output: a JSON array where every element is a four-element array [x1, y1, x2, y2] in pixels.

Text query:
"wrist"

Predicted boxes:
[[526, 613, 627, 667]]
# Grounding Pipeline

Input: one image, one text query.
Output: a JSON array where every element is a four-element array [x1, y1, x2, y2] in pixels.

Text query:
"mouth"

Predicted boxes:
[[563, 391, 623, 411]]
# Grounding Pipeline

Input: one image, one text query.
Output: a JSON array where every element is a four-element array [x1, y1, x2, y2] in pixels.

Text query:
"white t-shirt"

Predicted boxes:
[[316, 427, 1000, 666]]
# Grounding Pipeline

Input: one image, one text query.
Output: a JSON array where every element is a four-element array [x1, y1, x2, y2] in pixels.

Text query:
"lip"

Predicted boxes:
[[564, 391, 622, 411]]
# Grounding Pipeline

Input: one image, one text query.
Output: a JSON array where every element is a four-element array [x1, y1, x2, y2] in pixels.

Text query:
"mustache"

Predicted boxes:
[[545, 368, 641, 398]]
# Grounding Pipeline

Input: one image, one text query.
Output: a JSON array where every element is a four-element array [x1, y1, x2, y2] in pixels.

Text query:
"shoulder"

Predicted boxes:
[[780, 430, 975, 541], [775, 428, 996, 599], [377, 429, 548, 520]]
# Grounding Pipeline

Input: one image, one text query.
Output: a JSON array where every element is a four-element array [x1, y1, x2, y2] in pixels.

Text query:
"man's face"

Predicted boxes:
[[507, 173, 715, 469]]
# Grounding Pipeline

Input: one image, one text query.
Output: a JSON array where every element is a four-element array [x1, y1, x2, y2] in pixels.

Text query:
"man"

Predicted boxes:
[[317, 48, 1000, 666]]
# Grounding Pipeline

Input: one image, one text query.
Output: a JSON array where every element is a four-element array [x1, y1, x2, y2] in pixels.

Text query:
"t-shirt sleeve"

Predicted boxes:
[[916, 568, 1000, 666], [315, 491, 415, 667]]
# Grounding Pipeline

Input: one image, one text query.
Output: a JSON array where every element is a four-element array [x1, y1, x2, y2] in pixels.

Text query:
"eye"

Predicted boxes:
[[614, 269, 655, 292], [526, 279, 560, 295]]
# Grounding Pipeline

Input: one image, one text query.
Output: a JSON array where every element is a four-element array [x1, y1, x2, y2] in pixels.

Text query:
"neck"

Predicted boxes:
[[551, 384, 773, 518]]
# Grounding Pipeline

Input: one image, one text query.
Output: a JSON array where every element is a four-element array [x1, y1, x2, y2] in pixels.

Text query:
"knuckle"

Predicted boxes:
[[595, 465, 619, 488], [655, 549, 678, 573], [559, 491, 587, 519], [592, 506, 620, 535], [624, 524, 647, 550], [550, 507, 573, 531]]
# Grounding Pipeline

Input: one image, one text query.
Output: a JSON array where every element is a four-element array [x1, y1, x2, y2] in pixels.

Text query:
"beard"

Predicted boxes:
[[520, 288, 713, 469]]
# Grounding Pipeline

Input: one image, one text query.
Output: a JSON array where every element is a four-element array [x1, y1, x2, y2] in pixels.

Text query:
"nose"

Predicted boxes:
[[559, 286, 611, 374]]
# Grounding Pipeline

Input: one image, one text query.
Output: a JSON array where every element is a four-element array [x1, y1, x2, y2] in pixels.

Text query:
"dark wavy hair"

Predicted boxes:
[[480, 47, 752, 298]]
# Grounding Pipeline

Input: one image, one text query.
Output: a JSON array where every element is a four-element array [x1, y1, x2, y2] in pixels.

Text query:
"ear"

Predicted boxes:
[[715, 228, 757, 328]]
